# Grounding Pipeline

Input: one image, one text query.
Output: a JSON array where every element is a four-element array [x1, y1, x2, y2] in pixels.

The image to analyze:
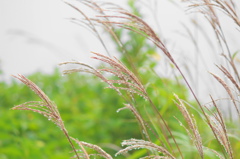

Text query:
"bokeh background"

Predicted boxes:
[[1, 0, 240, 158]]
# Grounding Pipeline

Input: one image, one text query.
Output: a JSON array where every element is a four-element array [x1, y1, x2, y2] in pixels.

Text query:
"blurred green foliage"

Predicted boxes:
[[0, 70, 134, 158], [0, 68, 189, 159]]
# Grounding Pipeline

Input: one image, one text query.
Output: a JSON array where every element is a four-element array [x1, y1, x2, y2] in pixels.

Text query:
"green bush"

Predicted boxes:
[[0, 67, 189, 159]]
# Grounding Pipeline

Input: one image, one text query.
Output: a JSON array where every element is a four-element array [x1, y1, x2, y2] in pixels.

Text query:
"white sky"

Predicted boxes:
[[1, 0, 240, 103], [0, 0, 128, 79], [0, 0, 190, 79]]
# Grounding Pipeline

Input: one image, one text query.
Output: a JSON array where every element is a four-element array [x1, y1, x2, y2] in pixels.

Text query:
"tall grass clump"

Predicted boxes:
[[11, 0, 240, 158]]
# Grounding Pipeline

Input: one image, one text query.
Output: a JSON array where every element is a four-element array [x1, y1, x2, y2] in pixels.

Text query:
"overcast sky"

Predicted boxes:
[[1, 0, 240, 102], [0, 0, 188, 79], [0, 0, 130, 79]]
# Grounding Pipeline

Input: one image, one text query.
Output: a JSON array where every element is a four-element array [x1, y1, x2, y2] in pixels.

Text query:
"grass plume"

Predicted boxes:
[[11, 74, 87, 159]]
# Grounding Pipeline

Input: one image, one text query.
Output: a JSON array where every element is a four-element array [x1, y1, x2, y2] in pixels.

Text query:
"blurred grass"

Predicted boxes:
[[0, 69, 136, 158], [0, 68, 190, 158]]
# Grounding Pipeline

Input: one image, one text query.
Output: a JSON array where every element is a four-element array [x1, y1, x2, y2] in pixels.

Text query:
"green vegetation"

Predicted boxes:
[[0, 69, 189, 158]]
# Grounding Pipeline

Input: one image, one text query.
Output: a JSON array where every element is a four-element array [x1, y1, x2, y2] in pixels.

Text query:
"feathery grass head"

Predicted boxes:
[[60, 52, 153, 141], [11, 74, 88, 159], [11, 74, 64, 129], [71, 137, 112, 159], [60, 52, 148, 99], [116, 139, 175, 159], [210, 72, 240, 118], [174, 94, 203, 159], [188, 0, 240, 27], [206, 96, 233, 159], [216, 65, 240, 92]]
